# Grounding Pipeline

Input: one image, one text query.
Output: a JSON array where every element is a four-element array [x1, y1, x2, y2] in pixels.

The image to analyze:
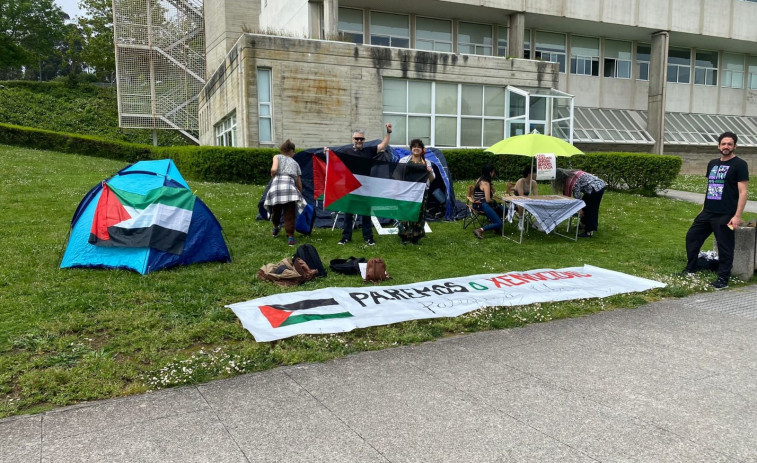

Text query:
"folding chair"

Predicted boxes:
[[461, 184, 487, 229]]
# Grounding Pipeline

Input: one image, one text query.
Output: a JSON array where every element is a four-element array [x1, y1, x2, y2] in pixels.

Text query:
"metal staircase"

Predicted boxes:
[[113, 0, 205, 144]]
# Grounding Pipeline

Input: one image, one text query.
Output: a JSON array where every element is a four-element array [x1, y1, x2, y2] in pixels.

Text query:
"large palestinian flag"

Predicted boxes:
[[89, 183, 196, 255], [324, 150, 427, 221]]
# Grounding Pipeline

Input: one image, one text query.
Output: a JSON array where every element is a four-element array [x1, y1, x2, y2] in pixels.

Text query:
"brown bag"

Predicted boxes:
[[364, 258, 389, 283], [293, 257, 318, 281], [257, 258, 303, 286]]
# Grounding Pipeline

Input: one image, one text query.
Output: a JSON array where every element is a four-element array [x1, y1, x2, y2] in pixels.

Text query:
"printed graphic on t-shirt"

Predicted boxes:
[[706, 165, 729, 200]]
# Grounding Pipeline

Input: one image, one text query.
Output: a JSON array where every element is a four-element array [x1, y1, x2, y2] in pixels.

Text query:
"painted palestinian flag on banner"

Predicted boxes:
[[258, 298, 353, 328], [89, 183, 196, 255], [324, 149, 427, 221]]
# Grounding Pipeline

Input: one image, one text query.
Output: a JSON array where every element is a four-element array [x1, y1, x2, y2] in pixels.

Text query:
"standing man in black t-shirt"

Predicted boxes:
[[325, 123, 393, 246], [682, 131, 749, 289]]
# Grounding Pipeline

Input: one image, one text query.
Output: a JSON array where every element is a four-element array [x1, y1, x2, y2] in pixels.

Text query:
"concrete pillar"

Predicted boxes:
[[731, 226, 756, 281], [203, 0, 260, 77], [715, 226, 756, 281], [309, 1, 324, 39], [647, 31, 669, 155], [323, 0, 338, 39], [508, 13, 525, 59]]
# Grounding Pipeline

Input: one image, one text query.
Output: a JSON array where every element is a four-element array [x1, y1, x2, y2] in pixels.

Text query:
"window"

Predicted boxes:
[[370, 12, 409, 47], [382, 78, 508, 147], [604, 40, 632, 79], [636, 43, 650, 81], [497, 26, 508, 57], [338, 7, 363, 44], [415, 17, 452, 52], [749, 56, 757, 89], [458, 22, 492, 56], [523, 29, 531, 59], [722, 53, 744, 89], [694, 50, 718, 86], [257, 68, 273, 143], [570, 36, 599, 76], [667, 47, 691, 84], [215, 112, 237, 147], [535, 31, 566, 72]]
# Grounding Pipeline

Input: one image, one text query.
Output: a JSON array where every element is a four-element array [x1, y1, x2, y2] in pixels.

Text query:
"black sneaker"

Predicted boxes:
[[679, 269, 696, 277], [365, 239, 376, 246], [710, 278, 729, 290], [337, 239, 349, 245]]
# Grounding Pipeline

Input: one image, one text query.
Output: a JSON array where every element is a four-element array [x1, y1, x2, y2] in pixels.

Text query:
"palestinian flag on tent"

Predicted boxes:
[[324, 149, 427, 222], [89, 182, 196, 255]]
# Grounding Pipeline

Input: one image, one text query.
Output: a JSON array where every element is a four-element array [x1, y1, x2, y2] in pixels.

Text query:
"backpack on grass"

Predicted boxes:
[[364, 258, 389, 283], [293, 244, 326, 277], [329, 256, 366, 275]]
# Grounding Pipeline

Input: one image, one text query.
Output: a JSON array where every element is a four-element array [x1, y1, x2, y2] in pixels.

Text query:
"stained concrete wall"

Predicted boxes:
[[509, 0, 757, 39], [199, 34, 559, 148], [198, 44, 245, 146], [258, 0, 310, 38]]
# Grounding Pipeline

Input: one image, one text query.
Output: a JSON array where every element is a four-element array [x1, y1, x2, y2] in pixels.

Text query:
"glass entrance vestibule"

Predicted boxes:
[[506, 86, 575, 143]]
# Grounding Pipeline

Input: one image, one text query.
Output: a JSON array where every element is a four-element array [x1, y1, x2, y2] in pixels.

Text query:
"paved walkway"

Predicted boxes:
[[658, 189, 757, 214], [2, 285, 757, 462]]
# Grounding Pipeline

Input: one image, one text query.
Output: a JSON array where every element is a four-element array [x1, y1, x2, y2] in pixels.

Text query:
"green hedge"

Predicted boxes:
[[567, 152, 682, 196], [155, 145, 277, 184], [0, 123, 277, 183], [441, 149, 681, 195], [0, 123, 151, 162], [0, 123, 680, 194]]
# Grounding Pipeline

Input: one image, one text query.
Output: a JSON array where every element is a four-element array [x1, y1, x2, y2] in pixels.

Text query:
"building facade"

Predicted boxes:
[[200, 0, 757, 171]]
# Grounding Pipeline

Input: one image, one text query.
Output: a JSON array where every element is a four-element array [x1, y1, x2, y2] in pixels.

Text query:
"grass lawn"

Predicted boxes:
[[670, 174, 757, 201], [1, 145, 753, 418]]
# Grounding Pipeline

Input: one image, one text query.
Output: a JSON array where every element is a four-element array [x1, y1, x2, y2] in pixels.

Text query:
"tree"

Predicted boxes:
[[0, 0, 68, 80], [61, 22, 87, 84], [78, 0, 115, 82]]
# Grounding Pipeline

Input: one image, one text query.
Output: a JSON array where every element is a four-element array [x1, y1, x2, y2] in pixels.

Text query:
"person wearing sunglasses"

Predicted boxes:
[[325, 123, 393, 246]]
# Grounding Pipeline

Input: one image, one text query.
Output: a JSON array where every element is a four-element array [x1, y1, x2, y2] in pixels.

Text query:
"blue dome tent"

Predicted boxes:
[[60, 160, 231, 274]]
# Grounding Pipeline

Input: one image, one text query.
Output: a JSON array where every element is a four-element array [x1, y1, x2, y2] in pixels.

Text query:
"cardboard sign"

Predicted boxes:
[[535, 153, 556, 180]]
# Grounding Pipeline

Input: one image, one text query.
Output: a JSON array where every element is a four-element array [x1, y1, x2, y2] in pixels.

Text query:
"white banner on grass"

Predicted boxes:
[[227, 265, 665, 342]]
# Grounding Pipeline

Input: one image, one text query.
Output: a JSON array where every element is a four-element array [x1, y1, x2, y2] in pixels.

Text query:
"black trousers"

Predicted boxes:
[[581, 187, 605, 233], [685, 210, 734, 280], [341, 213, 374, 241]]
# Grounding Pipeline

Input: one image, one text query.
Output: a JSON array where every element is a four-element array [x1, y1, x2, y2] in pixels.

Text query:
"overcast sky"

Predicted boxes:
[[56, 0, 86, 19]]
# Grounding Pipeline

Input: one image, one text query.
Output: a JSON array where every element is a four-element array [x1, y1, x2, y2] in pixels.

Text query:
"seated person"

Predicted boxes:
[[472, 164, 504, 240], [513, 165, 539, 228], [514, 165, 538, 197]]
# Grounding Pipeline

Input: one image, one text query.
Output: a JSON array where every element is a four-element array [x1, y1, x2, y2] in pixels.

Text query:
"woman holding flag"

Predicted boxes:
[[397, 139, 435, 245]]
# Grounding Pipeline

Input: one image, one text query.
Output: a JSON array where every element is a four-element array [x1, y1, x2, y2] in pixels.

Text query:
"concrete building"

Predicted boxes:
[[200, 0, 757, 172]]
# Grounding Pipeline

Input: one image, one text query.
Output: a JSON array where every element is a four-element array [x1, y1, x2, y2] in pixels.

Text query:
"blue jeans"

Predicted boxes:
[[475, 201, 503, 232]]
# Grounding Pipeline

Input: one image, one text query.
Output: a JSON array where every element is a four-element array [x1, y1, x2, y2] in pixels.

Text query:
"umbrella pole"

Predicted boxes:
[[530, 157, 535, 183]]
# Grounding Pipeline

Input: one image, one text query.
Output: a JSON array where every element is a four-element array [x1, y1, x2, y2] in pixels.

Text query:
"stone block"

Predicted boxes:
[[731, 225, 756, 281]]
